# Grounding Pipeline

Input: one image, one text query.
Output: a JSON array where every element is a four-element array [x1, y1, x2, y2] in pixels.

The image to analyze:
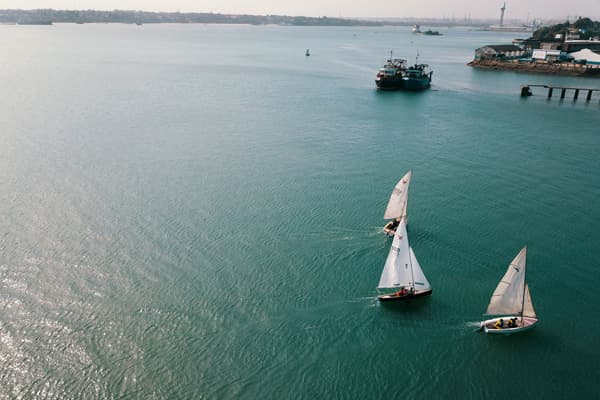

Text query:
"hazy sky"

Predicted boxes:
[[0, 0, 598, 20]]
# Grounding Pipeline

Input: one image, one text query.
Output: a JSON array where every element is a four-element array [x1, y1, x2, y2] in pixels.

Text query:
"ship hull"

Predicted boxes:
[[378, 289, 432, 302], [375, 77, 405, 90], [401, 77, 431, 91], [482, 316, 538, 334]]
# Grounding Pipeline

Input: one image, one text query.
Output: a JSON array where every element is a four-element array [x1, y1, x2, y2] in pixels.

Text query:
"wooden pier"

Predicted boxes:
[[521, 84, 600, 102]]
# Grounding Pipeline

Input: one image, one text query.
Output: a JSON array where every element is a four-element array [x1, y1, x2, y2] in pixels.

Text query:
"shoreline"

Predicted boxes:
[[468, 59, 600, 77]]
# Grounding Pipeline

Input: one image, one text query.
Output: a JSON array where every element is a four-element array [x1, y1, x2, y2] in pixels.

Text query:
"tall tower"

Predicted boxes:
[[500, 3, 506, 27]]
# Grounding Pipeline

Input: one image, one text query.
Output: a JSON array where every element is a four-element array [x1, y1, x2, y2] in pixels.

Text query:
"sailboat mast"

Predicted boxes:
[[408, 247, 415, 291], [520, 251, 527, 325]]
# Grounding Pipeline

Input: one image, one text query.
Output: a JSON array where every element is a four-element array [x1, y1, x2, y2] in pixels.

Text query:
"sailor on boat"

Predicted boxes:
[[386, 218, 401, 233]]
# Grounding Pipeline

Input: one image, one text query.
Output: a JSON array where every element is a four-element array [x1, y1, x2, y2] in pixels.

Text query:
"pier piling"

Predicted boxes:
[[520, 85, 532, 97], [523, 84, 600, 104]]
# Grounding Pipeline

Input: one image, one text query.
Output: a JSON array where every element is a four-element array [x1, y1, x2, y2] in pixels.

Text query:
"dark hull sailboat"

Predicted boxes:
[[377, 219, 432, 303]]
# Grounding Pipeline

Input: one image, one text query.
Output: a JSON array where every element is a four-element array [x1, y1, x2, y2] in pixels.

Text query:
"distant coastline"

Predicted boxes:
[[0, 9, 528, 28], [0, 9, 385, 26]]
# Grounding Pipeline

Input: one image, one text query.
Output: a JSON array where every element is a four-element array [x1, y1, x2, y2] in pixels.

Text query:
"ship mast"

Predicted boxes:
[[500, 2, 506, 27], [520, 246, 527, 326]]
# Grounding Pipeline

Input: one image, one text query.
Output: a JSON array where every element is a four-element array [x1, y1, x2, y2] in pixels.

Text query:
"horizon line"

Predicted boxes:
[[0, 8, 592, 22]]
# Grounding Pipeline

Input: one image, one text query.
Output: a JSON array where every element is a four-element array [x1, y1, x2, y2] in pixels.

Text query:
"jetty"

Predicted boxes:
[[520, 84, 600, 101]]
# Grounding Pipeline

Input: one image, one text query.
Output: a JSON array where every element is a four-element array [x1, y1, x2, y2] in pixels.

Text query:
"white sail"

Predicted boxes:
[[485, 247, 527, 316], [378, 219, 412, 289], [523, 284, 536, 318], [409, 247, 431, 291], [383, 171, 412, 220]]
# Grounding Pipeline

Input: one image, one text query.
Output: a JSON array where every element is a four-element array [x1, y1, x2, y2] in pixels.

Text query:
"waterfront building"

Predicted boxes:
[[532, 49, 563, 62], [474, 44, 525, 61], [562, 39, 600, 53], [568, 48, 600, 65]]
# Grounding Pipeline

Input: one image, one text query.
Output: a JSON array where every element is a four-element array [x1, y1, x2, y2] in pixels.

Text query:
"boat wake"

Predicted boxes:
[[466, 321, 484, 332]]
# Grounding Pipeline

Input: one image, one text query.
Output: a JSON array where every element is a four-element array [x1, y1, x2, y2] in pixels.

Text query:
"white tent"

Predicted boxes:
[[569, 48, 600, 63]]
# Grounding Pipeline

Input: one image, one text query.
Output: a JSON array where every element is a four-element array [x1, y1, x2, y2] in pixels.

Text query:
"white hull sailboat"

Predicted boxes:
[[481, 246, 539, 334], [377, 218, 432, 302], [382, 171, 412, 236]]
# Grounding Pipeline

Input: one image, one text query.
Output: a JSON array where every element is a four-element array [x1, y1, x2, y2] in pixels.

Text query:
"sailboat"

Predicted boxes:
[[377, 218, 432, 302], [382, 171, 412, 235], [481, 246, 539, 334]]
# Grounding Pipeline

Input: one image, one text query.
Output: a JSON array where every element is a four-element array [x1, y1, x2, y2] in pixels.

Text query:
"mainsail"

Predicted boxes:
[[377, 219, 429, 291], [485, 247, 528, 316], [383, 171, 412, 220]]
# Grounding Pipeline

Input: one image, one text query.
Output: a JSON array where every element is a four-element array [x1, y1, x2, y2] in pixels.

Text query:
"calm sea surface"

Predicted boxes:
[[1, 23, 599, 399]]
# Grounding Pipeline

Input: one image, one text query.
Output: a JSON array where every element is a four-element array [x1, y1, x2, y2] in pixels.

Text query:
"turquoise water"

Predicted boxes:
[[1, 23, 599, 399]]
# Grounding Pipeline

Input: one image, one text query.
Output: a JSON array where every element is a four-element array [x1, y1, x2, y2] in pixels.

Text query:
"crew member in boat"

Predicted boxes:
[[494, 318, 504, 329], [387, 218, 401, 232], [395, 287, 407, 297]]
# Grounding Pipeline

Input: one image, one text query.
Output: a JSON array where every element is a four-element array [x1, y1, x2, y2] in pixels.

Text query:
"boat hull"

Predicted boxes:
[[401, 77, 431, 91], [378, 289, 432, 302], [376, 76, 432, 91], [482, 316, 538, 334], [375, 77, 405, 90]]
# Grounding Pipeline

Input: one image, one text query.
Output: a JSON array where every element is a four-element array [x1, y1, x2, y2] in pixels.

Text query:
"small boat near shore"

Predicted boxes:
[[377, 218, 432, 302], [383, 171, 412, 235], [481, 246, 539, 334]]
